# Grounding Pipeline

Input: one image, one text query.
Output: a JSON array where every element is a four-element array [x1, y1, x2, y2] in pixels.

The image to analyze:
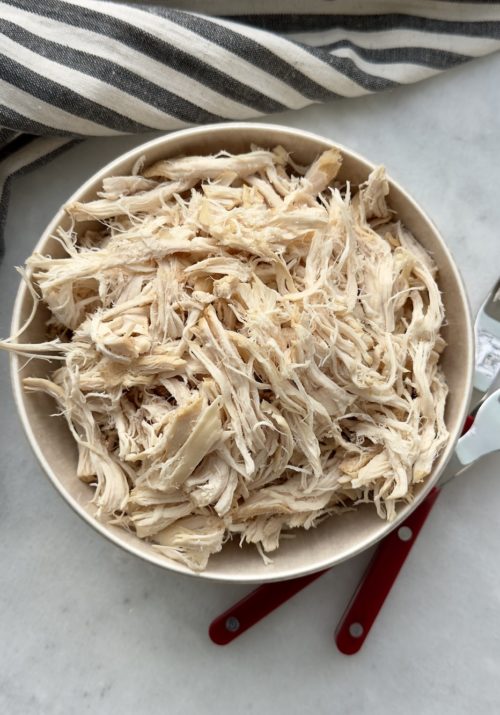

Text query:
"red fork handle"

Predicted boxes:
[[335, 413, 475, 654], [209, 569, 328, 644], [335, 487, 441, 654]]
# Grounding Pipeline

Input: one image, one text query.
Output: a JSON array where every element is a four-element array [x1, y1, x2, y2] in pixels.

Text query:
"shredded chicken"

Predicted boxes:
[[1, 145, 448, 571]]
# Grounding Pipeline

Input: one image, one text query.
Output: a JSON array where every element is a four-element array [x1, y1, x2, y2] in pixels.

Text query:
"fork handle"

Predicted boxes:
[[335, 413, 477, 654], [209, 569, 328, 644], [334, 487, 441, 654]]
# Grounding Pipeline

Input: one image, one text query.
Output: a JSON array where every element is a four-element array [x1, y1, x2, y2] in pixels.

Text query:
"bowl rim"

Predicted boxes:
[[10, 122, 474, 583]]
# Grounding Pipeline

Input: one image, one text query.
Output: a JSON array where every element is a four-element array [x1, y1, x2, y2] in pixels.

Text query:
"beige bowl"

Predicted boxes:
[[10, 123, 473, 582]]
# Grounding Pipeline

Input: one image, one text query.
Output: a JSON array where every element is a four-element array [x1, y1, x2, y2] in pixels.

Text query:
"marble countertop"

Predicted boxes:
[[1, 51, 500, 715]]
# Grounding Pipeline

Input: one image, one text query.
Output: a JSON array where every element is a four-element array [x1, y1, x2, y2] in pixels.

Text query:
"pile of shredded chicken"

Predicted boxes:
[[1, 145, 449, 570]]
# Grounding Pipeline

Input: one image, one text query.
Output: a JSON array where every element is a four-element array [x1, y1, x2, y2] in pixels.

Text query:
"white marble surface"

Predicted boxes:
[[1, 52, 500, 715]]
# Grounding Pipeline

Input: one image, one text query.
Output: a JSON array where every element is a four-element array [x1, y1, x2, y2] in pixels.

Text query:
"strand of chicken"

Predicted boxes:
[[1, 145, 448, 570]]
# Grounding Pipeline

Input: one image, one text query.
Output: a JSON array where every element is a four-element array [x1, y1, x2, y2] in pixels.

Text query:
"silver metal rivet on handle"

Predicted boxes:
[[398, 526, 413, 542], [349, 622, 364, 638], [225, 616, 240, 632]]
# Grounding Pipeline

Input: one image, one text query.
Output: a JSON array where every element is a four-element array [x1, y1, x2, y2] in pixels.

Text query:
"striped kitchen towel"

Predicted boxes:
[[1, 0, 500, 253]]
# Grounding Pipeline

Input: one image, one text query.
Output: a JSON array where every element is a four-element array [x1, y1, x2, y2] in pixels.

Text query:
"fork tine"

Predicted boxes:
[[481, 276, 500, 321]]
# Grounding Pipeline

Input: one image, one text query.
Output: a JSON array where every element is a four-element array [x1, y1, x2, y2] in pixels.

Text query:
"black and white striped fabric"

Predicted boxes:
[[1, 0, 500, 253]]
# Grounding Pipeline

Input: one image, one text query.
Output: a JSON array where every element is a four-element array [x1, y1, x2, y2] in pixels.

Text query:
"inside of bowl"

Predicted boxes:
[[12, 125, 473, 581]]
